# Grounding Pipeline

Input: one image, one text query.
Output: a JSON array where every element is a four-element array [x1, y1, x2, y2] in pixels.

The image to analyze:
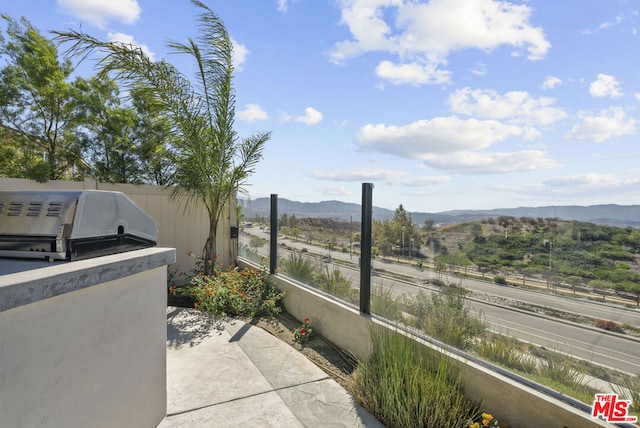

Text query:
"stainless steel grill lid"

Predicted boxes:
[[0, 190, 158, 261]]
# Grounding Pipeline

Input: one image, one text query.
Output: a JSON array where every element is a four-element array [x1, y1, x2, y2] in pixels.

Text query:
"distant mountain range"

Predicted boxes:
[[239, 198, 640, 228]]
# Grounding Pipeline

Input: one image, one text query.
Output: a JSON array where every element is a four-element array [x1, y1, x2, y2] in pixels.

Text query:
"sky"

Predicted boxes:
[[3, 0, 640, 213]]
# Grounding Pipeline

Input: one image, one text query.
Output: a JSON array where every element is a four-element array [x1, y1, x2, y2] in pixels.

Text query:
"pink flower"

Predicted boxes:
[[303, 318, 310, 323], [300, 328, 306, 335]]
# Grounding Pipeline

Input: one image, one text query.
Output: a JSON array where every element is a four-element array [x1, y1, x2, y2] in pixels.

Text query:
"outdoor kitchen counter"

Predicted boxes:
[[0, 247, 176, 312], [0, 246, 175, 428]]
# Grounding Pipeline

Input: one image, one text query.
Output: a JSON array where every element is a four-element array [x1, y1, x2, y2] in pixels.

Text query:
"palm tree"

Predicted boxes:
[[55, 0, 270, 274]]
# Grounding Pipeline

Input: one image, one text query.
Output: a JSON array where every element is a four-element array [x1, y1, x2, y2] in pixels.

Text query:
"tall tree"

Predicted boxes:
[[389, 204, 420, 256], [74, 76, 141, 183], [129, 85, 177, 185], [74, 77, 176, 184], [0, 124, 44, 179], [0, 15, 85, 180], [56, 0, 269, 272]]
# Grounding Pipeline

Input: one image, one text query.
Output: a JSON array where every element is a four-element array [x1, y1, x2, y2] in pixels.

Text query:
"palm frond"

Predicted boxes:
[[54, 0, 269, 268]]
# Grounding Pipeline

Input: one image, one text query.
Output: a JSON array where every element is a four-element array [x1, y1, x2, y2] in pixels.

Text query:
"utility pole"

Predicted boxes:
[[349, 215, 353, 259], [547, 240, 553, 291]]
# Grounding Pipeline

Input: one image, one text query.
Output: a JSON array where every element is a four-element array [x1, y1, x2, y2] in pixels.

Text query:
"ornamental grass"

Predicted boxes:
[[350, 325, 480, 428]]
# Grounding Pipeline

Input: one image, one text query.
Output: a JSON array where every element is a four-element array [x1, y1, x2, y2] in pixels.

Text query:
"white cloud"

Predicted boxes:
[[237, 104, 268, 122], [471, 62, 487, 76], [544, 173, 629, 188], [311, 168, 450, 187], [396, 0, 550, 59], [565, 107, 636, 142], [541, 173, 640, 197], [330, 0, 550, 85], [357, 116, 533, 160], [542, 76, 562, 89], [589, 74, 623, 98], [58, 0, 141, 29], [420, 150, 559, 174], [599, 14, 624, 30], [448, 87, 567, 126], [281, 107, 323, 125], [277, 0, 298, 13], [636, 92, 640, 101], [277, 0, 289, 12], [232, 39, 249, 72], [375, 60, 451, 85], [106, 32, 154, 61]]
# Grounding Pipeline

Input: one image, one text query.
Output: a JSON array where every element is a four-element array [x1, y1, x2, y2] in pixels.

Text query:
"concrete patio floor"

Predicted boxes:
[[157, 307, 384, 427]]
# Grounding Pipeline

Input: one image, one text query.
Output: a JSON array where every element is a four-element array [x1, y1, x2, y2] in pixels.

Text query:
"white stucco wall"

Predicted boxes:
[[0, 248, 175, 428]]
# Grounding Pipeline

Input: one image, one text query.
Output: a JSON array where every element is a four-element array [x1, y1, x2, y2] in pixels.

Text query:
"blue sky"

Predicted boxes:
[[3, 0, 640, 212]]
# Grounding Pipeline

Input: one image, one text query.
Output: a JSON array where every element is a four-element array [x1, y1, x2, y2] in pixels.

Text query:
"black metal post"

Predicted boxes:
[[270, 194, 278, 275], [360, 183, 373, 314]]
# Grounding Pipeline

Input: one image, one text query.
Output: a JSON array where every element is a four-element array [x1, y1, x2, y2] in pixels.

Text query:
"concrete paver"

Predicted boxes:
[[158, 307, 384, 428]]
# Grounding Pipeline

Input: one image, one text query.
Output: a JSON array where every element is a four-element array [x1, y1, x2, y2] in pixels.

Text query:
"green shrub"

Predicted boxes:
[[404, 287, 485, 350], [316, 265, 357, 303], [493, 274, 507, 285], [173, 267, 285, 317], [431, 279, 446, 287], [280, 252, 316, 284]]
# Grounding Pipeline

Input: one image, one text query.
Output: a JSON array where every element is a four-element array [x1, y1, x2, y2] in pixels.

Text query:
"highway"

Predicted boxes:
[[240, 227, 640, 375]]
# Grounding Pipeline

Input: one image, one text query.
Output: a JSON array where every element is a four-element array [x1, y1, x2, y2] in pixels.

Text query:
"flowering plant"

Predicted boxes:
[[293, 317, 313, 344], [172, 263, 285, 317], [467, 413, 506, 428]]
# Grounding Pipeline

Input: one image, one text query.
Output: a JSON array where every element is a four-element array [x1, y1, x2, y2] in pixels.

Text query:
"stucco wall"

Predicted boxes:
[[0, 248, 175, 428]]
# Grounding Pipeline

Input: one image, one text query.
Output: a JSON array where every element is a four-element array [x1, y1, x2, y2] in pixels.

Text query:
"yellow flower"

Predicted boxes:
[[482, 413, 493, 420], [482, 419, 490, 427]]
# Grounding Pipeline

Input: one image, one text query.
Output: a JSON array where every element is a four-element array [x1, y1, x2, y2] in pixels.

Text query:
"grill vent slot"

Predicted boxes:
[[27, 201, 43, 217], [0, 200, 67, 217], [8, 201, 24, 216], [46, 202, 65, 217]]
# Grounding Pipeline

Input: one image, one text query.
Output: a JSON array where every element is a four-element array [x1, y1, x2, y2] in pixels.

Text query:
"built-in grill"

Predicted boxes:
[[0, 190, 157, 261]]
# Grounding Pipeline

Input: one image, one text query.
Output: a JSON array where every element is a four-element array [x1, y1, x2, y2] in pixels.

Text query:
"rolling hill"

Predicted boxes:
[[239, 198, 640, 228]]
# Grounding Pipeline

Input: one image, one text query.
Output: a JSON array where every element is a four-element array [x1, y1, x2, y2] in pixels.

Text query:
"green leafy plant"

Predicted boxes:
[[493, 274, 507, 285], [56, 0, 270, 274], [404, 286, 485, 350], [280, 252, 316, 284], [172, 267, 285, 317], [293, 317, 313, 344], [316, 265, 357, 303]]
